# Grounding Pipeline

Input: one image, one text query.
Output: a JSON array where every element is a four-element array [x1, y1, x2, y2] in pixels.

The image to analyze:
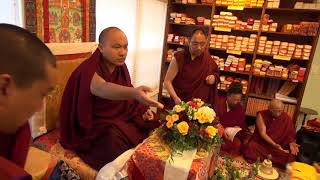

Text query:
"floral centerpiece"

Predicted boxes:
[[157, 98, 223, 155], [212, 157, 259, 180]]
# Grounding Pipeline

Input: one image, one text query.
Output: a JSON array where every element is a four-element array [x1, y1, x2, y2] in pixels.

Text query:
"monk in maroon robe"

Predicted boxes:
[[164, 28, 219, 107], [0, 24, 57, 179], [214, 82, 247, 156], [60, 27, 163, 170], [244, 99, 299, 167]]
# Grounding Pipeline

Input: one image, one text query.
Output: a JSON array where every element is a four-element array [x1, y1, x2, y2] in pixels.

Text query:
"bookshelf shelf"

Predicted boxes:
[[209, 47, 254, 55], [248, 93, 273, 100], [252, 75, 303, 83], [261, 31, 316, 37], [220, 70, 251, 76], [169, 22, 209, 28], [172, 2, 212, 7], [167, 42, 188, 46]]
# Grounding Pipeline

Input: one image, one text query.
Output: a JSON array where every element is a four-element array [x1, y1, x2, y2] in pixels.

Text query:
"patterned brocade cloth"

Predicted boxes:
[[126, 134, 220, 180]]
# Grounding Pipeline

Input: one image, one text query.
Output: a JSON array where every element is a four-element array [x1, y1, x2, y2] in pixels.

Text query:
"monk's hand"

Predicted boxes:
[[135, 86, 164, 109], [206, 75, 215, 85], [289, 142, 300, 155], [174, 97, 182, 104], [274, 144, 289, 154], [143, 109, 154, 121]]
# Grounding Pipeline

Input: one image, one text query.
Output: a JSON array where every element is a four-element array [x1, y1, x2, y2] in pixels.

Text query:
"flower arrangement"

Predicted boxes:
[[157, 98, 223, 154], [212, 157, 259, 180]]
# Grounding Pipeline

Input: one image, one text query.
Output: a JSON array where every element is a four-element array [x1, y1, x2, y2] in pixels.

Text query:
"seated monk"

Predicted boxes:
[[163, 28, 219, 107], [0, 24, 57, 179], [214, 82, 247, 156], [59, 27, 164, 170], [244, 99, 299, 167]]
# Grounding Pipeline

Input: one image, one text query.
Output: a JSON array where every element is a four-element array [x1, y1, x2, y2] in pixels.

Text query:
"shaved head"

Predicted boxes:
[[190, 28, 208, 38], [98, 27, 124, 44], [269, 99, 284, 110], [0, 24, 56, 88], [269, 99, 284, 117]]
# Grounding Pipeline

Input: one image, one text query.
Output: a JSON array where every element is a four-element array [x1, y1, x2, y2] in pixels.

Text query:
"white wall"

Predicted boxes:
[[96, 0, 138, 81], [96, 0, 167, 88], [301, 39, 320, 116], [134, 0, 167, 88], [0, 0, 23, 26]]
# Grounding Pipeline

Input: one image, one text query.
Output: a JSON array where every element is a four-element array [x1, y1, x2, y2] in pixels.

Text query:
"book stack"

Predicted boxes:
[[166, 48, 183, 62], [167, 34, 189, 45], [212, 11, 261, 31], [277, 82, 298, 96], [246, 97, 296, 119], [212, 55, 249, 72], [266, 0, 280, 8], [257, 36, 313, 60], [250, 77, 281, 98], [210, 34, 257, 52], [282, 22, 319, 36], [265, 79, 281, 97], [218, 75, 248, 94]]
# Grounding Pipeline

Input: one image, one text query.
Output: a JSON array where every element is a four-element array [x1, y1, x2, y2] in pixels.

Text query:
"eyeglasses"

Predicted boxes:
[[270, 108, 283, 114], [190, 41, 206, 48]]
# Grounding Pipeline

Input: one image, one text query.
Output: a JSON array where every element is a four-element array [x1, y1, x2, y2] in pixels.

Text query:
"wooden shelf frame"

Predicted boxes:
[[158, 0, 320, 123]]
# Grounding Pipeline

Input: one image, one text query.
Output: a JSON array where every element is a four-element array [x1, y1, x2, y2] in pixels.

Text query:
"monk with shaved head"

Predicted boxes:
[[244, 99, 299, 167], [59, 27, 163, 170], [0, 24, 57, 179]]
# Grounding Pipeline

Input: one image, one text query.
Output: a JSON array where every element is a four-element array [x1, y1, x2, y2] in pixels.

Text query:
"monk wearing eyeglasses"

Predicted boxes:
[[244, 99, 299, 167], [163, 28, 219, 107]]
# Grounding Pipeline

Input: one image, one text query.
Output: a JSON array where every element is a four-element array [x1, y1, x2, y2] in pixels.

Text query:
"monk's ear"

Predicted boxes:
[[0, 74, 13, 103], [98, 43, 104, 53]]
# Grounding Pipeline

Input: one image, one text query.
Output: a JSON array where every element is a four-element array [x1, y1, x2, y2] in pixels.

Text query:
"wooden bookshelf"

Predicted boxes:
[[158, 0, 320, 123]]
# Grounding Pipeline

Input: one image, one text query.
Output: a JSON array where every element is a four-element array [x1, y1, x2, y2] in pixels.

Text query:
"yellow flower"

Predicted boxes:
[[206, 126, 218, 138], [207, 116, 214, 123], [177, 121, 189, 136], [194, 98, 202, 102], [166, 120, 174, 129], [194, 111, 202, 120], [174, 105, 185, 113], [198, 116, 208, 124], [196, 106, 216, 124], [172, 114, 179, 122], [197, 101, 204, 108], [166, 115, 172, 121]]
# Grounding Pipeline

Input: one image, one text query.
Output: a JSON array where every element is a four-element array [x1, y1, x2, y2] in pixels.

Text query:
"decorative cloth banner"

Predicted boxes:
[[25, 0, 96, 43]]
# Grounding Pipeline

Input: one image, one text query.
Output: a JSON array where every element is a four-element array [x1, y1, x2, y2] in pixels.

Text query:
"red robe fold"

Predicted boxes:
[[59, 49, 159, 170], [244, 110, 296, 167], [0, 122, 31, 179], [171, 49, 219, 107], [214, 95, 247, 156]]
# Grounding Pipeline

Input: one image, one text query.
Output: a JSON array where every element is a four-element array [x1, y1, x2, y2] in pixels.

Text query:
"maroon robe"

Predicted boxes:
[[171, 49, 219, 107], [214, 95, 247, 156], [244, 110, 296, 167], [0, 122, 32, 179], [60, 49, 159, 170]]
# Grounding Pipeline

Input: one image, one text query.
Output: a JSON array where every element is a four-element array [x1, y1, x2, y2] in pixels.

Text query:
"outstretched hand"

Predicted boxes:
[[289, 142, 300, 155], [274, 144, 289, 154], [143, 109, 154, 121], [135, 86, 164, 109]]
